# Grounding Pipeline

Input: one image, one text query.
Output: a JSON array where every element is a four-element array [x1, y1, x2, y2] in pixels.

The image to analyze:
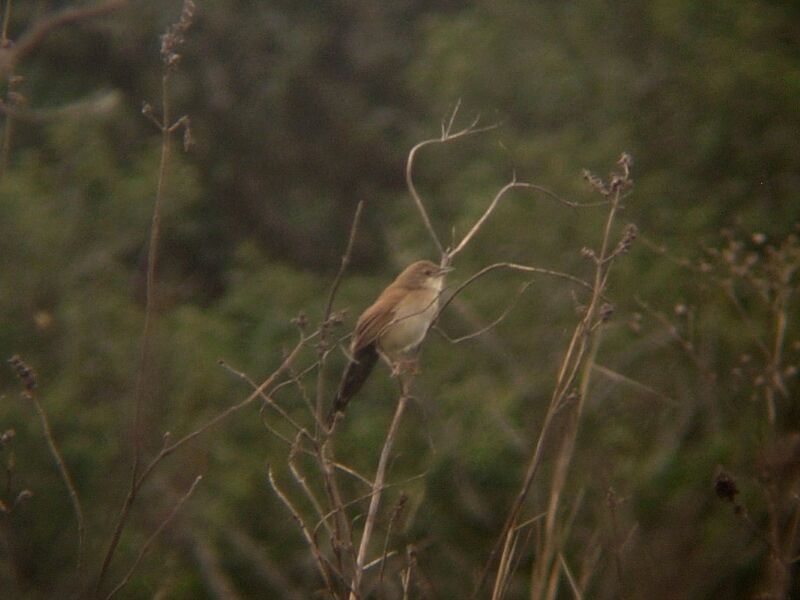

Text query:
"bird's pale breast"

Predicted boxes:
[[379, 287, 439, 356]]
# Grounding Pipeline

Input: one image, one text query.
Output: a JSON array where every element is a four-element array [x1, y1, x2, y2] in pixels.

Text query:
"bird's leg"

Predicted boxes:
[[396, 350, 420, 376]]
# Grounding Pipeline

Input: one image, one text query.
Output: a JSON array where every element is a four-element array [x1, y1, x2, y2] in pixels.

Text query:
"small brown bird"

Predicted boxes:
[[328, 260, 452, 424]]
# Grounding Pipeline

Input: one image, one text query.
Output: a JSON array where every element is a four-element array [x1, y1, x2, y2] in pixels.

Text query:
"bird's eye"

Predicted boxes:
[[424, 269, 432, 276]]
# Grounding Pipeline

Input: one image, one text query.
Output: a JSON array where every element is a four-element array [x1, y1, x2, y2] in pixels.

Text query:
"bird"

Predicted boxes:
[[328, 260, 452, 425]]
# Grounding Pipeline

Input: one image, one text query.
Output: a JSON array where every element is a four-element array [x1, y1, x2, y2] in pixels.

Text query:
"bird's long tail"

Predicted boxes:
[[328, 344, 379, 426]]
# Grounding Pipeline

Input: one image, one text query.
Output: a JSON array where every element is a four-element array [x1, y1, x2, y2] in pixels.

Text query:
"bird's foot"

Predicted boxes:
[[392, 356, 420, 377]]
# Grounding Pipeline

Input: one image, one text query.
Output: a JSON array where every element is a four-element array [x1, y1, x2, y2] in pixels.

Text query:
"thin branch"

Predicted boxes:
[[105, 476, 202, 600], [378, 494, 407, 586], [312, 471, 428, 540], [288, 434, 334, 539], [96, 333, 311, 594], [591, 364, 677, 406], [267, 465, 340, 595], [482, 168, 628, 600], [434, 281, 533, 344], [97, 66, 175, 594], [436, 262, 594, 328], [28, 391, 85, 576], [349, 390, 411, 600], [559, 553, 583, 600], [406, 110, 498, 257], [318, 200, 364, 433], [448, 181, 605, 260], [323, 200, 364, 326]]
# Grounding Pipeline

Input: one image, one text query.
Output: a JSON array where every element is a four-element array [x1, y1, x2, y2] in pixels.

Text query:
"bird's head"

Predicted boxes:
[[396, 260, 453, 291]]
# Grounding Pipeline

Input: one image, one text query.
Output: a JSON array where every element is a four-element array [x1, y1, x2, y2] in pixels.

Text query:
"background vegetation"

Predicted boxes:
[[1, 1, 798, 598]]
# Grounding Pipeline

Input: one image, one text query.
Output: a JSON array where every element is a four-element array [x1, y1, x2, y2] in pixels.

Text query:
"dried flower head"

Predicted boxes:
[[616, 223, 638, 254], [8, 355, 37, 392], [581, 169, 609, 196], [160, 0, 196, 69], [714, 470, 739, 503], [291, 311, 309, 330]]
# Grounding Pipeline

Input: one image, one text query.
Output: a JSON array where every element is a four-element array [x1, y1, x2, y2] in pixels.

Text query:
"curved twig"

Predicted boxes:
[[434, 281, 533, 344], [449, 182, 606, 261], [435, 262, 594, 326], [105, 476, 202, 600], [406, 108, 499, 257]]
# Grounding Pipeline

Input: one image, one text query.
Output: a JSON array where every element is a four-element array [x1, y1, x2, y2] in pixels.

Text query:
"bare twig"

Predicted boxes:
[[105, 476, 202, 600], [28, 391, 85, 576], [267, 465, 340, 595], [591, 364, 677, 406], [559, 553, 583, 600], [435, 262, 594, 332], [349, 387, 411, 599], [406, 107, 498, 257], [448, 181, 606, 260], [434, 281, 533, 344], [97, 332, 310, 594], [480, 157, 631, 600], [318, 200, 364, 431]]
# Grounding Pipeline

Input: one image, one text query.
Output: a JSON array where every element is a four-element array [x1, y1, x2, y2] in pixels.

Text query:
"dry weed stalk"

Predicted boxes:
[[97, 2, 196, 591], [260, 104, 635, 600], [650, 227, 800, 599], [7, 355, 85, 577], [479, 154, 635, 600]]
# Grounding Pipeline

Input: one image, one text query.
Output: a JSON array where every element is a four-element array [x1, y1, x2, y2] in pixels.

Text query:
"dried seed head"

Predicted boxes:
[[580, 246, 596, 260], [160, 0, 197, 68], [752, 232, 766, 245], [581, 169, 609, 196], [8, 355, 37, 392], [291, 311, 308, 330], [617, 152, 633, 177], [714, 470, 739, 503], [328, 310, 347, 326], [616, 223, 638, 254]]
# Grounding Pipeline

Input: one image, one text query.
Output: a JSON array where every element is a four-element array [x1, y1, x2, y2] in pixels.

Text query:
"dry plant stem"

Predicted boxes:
[[96, 333, 310, 594], [559, 554, 583, 600], [133, 71, 172, 484], [28, 391, 85, 576], [268, 465, 340, 596], [406, 106, 498, 257], [448, 181, 606, 261], [349, 388, 411, 600], [98, 71, 173, 594], [288, 436, 334, 539], [435, 281, 533, 344], [312, 203, 364, 576], [105, 476, 202, 600], [483, 187, 623, 600], [317, 200, 364, 431], [440, 263, 594, 323], [531, 337, 598, 600], [319, 441, 356, 578]]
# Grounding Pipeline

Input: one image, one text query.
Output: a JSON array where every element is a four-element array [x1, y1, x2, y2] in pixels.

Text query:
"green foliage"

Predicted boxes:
[[0, 1, 798, 598]]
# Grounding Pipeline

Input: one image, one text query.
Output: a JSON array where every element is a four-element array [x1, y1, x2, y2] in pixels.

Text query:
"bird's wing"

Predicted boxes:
[[351, 286, 405, 354]]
